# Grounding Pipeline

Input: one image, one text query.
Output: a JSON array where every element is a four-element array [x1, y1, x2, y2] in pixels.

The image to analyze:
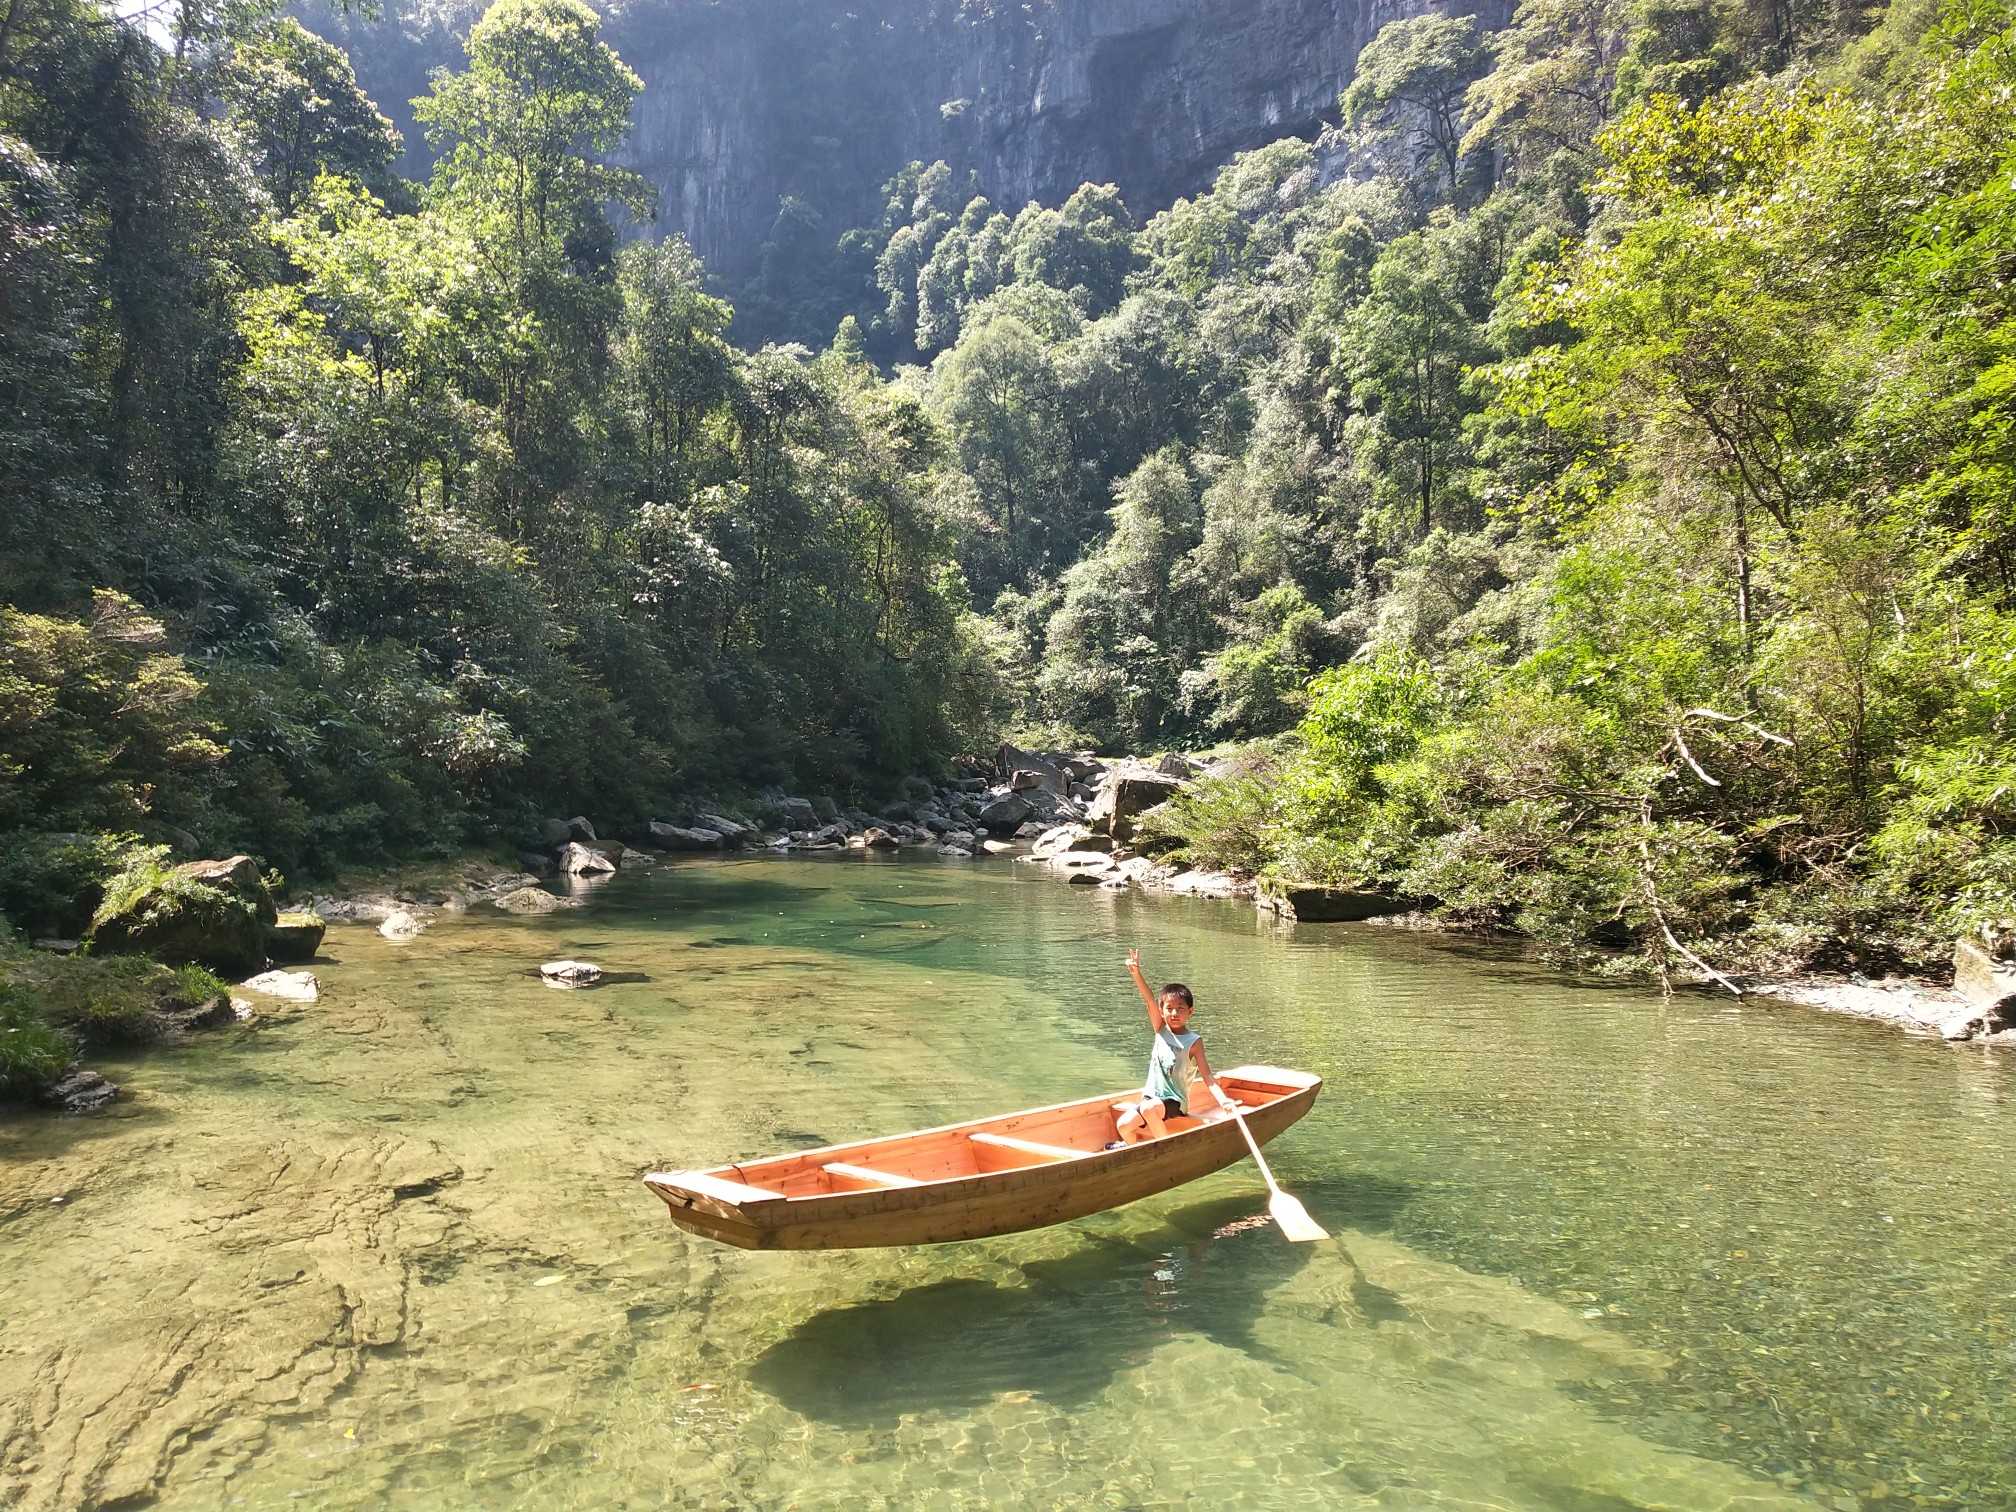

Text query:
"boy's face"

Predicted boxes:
[[1161, 995, 1193, 1030]]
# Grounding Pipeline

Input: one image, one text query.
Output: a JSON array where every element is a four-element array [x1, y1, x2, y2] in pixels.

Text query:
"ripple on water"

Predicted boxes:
[[1, 854, 2009, 1511]]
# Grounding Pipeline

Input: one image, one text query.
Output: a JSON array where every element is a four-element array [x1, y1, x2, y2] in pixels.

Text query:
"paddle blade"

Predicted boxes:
[[1268, 1189, 1329, 1243]]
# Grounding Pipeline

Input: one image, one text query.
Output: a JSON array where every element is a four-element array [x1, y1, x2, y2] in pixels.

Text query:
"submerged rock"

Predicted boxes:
[[378, 909, 430, 940], [46, 1068, 118, 1113], [240, 970, 319, 1002], [492, 886, 584, 915]]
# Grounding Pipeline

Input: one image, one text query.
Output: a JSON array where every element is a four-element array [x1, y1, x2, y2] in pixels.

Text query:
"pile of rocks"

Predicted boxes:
[[502, 745, 1240, 895]]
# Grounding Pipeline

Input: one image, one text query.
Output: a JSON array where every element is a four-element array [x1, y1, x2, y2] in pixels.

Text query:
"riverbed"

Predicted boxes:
[[3, 855, 2010, 1511]]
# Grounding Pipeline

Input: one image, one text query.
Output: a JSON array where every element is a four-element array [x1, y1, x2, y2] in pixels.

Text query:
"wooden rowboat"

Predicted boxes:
[[643, 1064, 1322, 1249]]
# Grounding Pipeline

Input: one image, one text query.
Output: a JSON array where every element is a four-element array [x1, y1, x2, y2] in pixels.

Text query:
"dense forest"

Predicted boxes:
[[4, 0, 2015, 1052]]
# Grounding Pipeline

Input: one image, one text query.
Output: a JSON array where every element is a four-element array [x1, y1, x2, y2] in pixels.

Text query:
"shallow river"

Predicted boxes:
[[3, 856, 2011, 1511]]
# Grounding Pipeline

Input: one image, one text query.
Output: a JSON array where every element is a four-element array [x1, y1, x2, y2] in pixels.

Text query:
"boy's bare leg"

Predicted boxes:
[[1116, 1100, 1166, 1144]]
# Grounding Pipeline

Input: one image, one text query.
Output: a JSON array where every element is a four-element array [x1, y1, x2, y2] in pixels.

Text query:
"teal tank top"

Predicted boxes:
[[1144, 1027, 1199, 1111]]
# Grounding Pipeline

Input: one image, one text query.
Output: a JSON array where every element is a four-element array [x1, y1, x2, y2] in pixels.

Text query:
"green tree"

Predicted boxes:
[[218, 18, 402, 215], [1341, 16, 1488, 197], [412, 0, 648, 269], [1339, 232, 1491, 537]]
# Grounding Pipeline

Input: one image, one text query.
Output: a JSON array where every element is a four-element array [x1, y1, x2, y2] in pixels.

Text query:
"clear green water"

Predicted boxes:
[[3, 856, 2011, 1511]]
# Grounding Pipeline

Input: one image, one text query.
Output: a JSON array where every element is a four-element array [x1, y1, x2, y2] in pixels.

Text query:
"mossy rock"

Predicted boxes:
[[266, 912, 327, 964], [87, 854, 274, 976]]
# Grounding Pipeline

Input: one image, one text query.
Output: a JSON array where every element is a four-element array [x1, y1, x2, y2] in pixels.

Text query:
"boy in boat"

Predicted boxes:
[[1112, 947, 1225, 1145]]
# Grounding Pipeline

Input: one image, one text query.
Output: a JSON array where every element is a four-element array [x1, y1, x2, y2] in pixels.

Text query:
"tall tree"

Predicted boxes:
[[1341, 16, 1488, 198]]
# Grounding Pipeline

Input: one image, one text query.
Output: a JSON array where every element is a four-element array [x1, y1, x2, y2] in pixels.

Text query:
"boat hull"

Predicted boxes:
[[644, 1065, 1322, 1250]]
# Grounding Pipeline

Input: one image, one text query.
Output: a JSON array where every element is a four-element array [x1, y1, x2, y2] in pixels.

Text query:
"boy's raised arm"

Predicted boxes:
[[1126, 948, 1164, 1029]]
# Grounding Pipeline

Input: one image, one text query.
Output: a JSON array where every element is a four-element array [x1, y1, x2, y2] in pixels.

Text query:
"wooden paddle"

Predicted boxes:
[[1216, 1088, 1328, 1242]]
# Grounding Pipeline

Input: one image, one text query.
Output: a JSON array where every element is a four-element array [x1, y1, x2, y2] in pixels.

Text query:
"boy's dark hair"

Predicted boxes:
[[1160, 982, 1194, 1008]]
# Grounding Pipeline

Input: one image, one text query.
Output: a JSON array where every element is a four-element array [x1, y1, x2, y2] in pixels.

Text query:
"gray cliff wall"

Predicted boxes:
[[301, 0, 1506, 280]]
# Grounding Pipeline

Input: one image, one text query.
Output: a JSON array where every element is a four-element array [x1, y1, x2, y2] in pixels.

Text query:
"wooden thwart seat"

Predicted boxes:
[[969, 1132, 1086, 1163], [822, 1161, 922, 1188]]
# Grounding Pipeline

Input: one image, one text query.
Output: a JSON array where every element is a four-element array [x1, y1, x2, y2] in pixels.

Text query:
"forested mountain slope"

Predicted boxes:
[[3, 0, 2014, 1021], [298, 0, 1508, 310]]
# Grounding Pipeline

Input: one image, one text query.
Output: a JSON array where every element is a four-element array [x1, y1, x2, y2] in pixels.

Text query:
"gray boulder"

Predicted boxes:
[[266, 911, 326, 963], [1258, 882, 1418, 923], [1948, 928, 2016, 1039], [695, 814, 749, 845], [647, 822, 724, 851], [977, 792, 1034, 830], [1087, 771, 1183, 844], [565, 815, 597, 842], [559, 842, 617, 876], [862, 827, 900, 850], [87, 854, 276, 975]]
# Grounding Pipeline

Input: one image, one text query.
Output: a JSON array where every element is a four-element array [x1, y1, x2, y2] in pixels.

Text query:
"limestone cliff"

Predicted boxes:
[[301, 0, 1504, 281]]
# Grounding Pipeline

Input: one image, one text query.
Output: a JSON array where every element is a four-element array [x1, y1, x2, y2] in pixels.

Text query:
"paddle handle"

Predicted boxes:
[[1218, 1089, 1285, 1197]]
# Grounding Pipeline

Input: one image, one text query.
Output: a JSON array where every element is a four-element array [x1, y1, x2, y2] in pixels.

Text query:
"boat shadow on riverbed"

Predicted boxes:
[[746, 1173, 1415, 1427]]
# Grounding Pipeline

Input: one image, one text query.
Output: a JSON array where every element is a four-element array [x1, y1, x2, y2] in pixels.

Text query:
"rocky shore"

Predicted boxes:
[[26, 744, 2006, 1118], [288, 741, 2016, 1049]]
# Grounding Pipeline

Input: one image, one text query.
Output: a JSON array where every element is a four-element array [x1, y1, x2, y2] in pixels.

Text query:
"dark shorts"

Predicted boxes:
[[1153, 1097, 1183, 1121]]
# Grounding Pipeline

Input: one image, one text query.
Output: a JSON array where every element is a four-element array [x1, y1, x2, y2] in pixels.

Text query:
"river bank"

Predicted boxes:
[[287, 832, 2006, 1052]]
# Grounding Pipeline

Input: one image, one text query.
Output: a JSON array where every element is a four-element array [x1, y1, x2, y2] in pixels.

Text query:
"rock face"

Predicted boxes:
[[301, 0, 1505, 291], [88, 855, 277, 975]]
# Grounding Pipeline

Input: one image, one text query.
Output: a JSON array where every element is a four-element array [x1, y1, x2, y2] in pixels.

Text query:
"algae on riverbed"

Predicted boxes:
[[3, 857, 2010, 1510]]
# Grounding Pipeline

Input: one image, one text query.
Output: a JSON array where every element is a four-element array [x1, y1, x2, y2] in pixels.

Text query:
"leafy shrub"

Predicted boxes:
[[0, 981, 73, 1097], [0, 830, 145, 938]]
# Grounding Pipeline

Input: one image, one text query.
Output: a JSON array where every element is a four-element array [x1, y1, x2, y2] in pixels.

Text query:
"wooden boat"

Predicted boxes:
[[643, 1064, 1322, 1250]]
